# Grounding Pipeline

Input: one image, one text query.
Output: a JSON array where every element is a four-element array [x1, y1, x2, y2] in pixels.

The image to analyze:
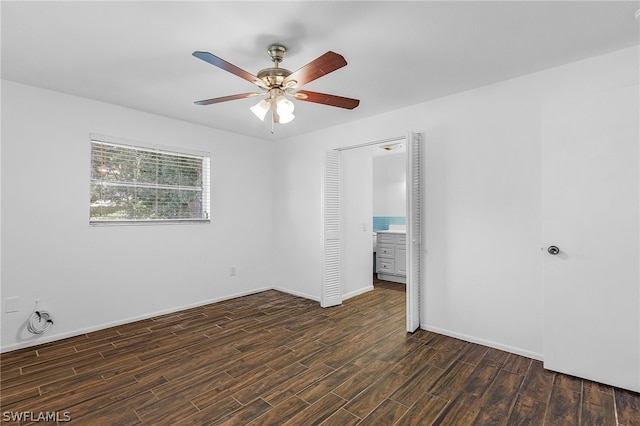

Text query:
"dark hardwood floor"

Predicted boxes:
[[1, 277, 639, 425]]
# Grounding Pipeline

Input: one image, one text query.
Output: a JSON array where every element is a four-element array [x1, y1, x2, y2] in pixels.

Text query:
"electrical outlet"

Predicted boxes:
[[230, 266, 236, 276], [5, 297, 19, 313]]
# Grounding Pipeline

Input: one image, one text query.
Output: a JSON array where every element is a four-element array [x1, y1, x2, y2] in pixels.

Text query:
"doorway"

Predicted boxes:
[[372, 139, 407, 281], [322, 132, 423, 332], [372, 140, 408, 314]]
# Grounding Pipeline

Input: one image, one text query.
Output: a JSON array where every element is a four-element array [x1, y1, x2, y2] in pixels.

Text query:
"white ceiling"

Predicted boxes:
[[2, 1, 639, 141]]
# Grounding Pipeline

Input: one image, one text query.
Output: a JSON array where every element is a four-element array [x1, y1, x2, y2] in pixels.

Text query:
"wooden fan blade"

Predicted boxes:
[[283, 52, 347, 88], [294, 90, 360, 109], [193, 51, 268, 89], [194, 92, 262, 105]]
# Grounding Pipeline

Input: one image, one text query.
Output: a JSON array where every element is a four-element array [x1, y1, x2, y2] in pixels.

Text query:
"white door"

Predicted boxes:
[[542, 85, 639, 391], [322, 150, 342, 307], [406, 131, 423, 332]]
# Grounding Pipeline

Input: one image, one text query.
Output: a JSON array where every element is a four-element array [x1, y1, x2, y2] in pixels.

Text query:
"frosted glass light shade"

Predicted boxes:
[[250, 99, 270, 121], [276, 96, 295, 123]]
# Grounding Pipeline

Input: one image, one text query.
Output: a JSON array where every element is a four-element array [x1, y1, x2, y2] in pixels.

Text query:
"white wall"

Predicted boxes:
[[2, 46, 637, 363], [272, 47, 638, 359], [373, 153, 406, 217], [1, 81, 274, 351], [342, 147, 373, 299]]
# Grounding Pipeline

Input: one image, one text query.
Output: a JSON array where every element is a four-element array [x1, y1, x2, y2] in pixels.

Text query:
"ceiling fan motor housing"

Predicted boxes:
[[257, 67, 292, 88]]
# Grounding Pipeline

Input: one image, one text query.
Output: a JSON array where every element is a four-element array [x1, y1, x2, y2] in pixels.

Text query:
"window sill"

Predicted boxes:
[[89, 219, 211, 227]]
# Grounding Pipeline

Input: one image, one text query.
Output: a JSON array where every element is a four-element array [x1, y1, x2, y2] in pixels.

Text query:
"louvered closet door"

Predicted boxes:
[[406, 132, 423, 332], [322, 150, 342, 307]]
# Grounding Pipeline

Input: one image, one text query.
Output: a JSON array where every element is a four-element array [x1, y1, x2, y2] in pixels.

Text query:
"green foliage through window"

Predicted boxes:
[[90, 138, 210, 224]]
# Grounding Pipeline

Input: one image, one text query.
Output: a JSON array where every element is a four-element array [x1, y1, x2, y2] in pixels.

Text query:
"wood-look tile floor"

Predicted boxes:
[[1, 277, 639, 425]]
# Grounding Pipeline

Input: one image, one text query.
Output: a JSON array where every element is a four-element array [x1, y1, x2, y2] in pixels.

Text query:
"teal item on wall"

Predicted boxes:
[[373, 216, 406, 232]]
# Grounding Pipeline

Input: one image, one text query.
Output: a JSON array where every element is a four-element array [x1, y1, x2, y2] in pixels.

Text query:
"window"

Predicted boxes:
[[90, 135, 210, 225]]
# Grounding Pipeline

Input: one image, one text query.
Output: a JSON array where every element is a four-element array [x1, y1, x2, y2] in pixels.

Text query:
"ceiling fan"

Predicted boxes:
[[192, 45, 360, 127]]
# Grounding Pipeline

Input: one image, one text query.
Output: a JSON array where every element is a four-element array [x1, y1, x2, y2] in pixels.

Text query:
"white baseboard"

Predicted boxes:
[[10, 287, 541, 362], [1, 287, 274, 353], [342, 285, 374, 301], [273, 285, 373, 303], [272, 286, 320, 302], [421, 324, 543, 361]]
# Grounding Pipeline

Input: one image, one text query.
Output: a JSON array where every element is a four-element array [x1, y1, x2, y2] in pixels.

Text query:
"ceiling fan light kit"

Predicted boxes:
[[193, 44, 359, 132]]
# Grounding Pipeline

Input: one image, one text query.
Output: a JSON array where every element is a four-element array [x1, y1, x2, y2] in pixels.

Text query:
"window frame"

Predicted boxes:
[[89, 134, 211, 226]]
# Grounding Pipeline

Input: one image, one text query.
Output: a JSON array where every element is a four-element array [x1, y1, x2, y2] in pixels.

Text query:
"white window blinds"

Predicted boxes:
[[90, 136, 210, 225]]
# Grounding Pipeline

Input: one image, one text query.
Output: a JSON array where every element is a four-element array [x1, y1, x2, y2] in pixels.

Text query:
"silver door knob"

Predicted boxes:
[[547, 246, 560, 255]]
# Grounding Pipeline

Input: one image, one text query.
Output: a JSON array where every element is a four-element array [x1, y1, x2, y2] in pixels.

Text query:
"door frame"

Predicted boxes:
[[322, 132, 424, 332]]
